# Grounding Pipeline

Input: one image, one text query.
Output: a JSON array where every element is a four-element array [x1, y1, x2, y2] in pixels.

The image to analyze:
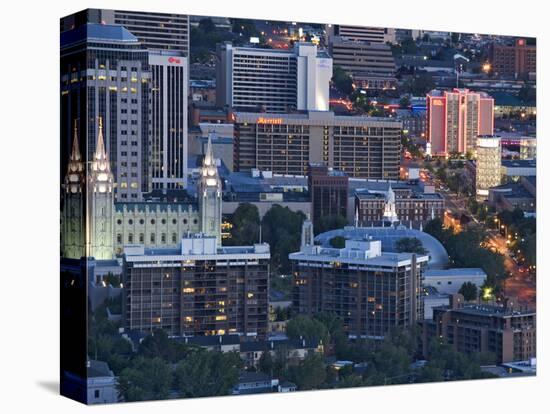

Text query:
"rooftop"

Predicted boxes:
[[314, 226, 449, 269], [61, 23, 138, 47]]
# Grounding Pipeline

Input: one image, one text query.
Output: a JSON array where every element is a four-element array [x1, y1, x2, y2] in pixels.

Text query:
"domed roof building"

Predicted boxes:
[[315, 225, 449, 269]]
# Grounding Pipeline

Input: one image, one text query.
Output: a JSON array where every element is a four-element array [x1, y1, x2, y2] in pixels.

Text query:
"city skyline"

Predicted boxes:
[[59, 8, 536, 405]]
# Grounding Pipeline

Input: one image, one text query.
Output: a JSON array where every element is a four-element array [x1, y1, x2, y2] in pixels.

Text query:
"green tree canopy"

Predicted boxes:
[[226, 203, 260, 246], [175, 350, 242, 398], [458, 281, 478, 301], [262, 204, 305, 272], [395, 237, 428, 254], [117, 357, 172, 402]]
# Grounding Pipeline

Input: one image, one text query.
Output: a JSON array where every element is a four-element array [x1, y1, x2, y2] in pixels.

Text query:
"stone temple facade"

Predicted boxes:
[[61, 120, 220, 259]]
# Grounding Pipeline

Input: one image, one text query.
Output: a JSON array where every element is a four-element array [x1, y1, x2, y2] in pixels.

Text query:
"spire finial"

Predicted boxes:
[[70, 119, 81, 162], [204, 133, 214, 167], [94, 116, 107, 162]]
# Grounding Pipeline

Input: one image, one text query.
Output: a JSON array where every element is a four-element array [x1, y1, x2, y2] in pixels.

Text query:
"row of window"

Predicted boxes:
[[116, 217, 198, 226]]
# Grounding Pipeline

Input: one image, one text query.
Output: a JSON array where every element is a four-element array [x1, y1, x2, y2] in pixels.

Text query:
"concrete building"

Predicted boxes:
[[328, 25, 396, 44], [122, 236, 270, 338], [61, 9, 190, 55], [329, 36, 395, 77], [354, 180, 444, 228], [61, 23, 151, 201], [423, 268, 487, 295], [233, 111, 401, 179], [216, 42, 332, 113], [291, 220, 428, 339], [149, 51, 188, 191], [426, 89, 494, 156], [475, 135, 502, 201], [422, 303, 536, 364], [308, 163, 349, 228], [422, 286, 451, 320], [489, 38, 536, 78]]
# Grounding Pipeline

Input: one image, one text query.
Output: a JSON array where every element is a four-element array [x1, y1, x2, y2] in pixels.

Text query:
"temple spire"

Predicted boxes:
[[94, 116, 108, 162], [204, 133, 214, 167], [70, 119, 81, 162]]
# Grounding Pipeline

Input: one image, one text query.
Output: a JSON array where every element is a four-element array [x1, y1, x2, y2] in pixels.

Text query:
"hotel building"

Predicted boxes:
[[426, 89, 494, 156], [216, 42, 332, 113], [233, 111, 401, 179], [290, 220, 428, 339]]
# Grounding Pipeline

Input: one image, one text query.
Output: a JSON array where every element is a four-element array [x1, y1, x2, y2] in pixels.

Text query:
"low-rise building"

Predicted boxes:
[[488, 176, 536, 213], [354, 180, 444, 228], [423, 268, 487, 295], [422, 303, 536, 363], [86, 360, 119, 404]]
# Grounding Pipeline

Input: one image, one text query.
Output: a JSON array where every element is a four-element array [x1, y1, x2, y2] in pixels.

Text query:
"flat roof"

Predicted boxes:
[[424, 268, 487, 277]]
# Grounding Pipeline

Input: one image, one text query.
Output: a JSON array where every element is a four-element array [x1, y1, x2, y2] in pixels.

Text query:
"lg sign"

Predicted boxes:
[[168, 57, 181, 64]]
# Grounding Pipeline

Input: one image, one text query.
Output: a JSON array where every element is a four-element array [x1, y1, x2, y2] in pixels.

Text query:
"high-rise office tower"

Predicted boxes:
[[308, 163, 349, 228], [216, 42, 332, 113], [329, 36, 396, 77], [426, 88, 494, 156], [328, 25, 396, 44], [60, 9, 190, 56], [61, 23, 151, 201], [475, 135, 502, 201], [149, 51, 188, 191]]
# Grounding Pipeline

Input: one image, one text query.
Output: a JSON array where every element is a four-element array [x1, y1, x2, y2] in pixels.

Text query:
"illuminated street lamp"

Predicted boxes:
[[482, 62, 491, 73]]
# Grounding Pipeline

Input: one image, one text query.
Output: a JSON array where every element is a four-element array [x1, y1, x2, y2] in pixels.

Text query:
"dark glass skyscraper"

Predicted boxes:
[[60, 23, 151, 200]]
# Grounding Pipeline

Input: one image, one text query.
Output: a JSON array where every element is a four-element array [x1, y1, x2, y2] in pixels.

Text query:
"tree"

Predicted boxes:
[[435, 166, 447, 182], [458, 281, 478, 301], [518, 85, 536, 105], [329, 236, 346, 248], [117, 357, 172, 402], [258, 350, 274, 375], [399, 95, 411, 108], [315, 214, 348, 235], [395, 237, 428, 254], [332, 66, 354, 96], [288, 353, 326, 390], [405, 73, 435, 95], [175, 350, 242, 398], [138, 329, 194, 363], [401, 37, 418, 55], [262, 204, 306, 273], [226, 203, 260, 246], [286, 315, 330, 347]]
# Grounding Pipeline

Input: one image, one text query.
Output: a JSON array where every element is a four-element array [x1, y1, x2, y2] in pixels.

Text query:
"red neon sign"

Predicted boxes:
[[168, 57, 181, 64]]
